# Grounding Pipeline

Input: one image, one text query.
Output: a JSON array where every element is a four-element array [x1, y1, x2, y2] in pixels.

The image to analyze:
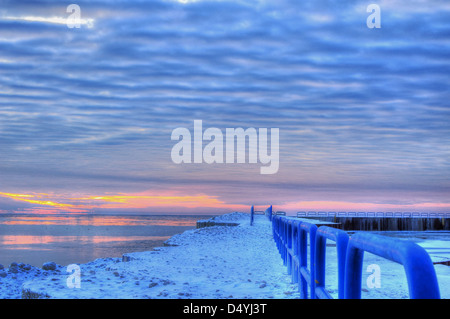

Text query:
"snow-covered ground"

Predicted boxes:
[[0, 213, 449, 299]]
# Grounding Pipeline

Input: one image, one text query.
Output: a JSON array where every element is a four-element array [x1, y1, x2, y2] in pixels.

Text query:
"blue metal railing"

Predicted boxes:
[[269, 208, 441, 299]]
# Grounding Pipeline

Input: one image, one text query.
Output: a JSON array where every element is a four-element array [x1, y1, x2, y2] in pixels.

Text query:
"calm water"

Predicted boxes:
[[0, 213, 215, 267]]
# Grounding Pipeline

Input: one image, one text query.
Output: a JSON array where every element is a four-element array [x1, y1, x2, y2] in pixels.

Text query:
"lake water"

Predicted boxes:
[[0, 213, 214, 267]]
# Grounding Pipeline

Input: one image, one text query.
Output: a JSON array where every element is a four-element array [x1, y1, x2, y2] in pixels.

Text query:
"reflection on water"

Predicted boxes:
[[0, 213, 201, 226], [1, 235, 171, 245], [0, 213, 214, 267]]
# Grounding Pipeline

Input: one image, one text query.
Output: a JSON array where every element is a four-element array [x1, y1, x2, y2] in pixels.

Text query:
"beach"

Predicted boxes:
[[0, 213, 449, 299]]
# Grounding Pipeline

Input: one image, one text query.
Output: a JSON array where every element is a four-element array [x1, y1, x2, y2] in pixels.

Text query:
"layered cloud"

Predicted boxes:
[[0, 0, 449, 213]]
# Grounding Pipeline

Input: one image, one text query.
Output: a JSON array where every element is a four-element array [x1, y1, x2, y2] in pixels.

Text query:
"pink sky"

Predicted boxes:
[[1, 191, 449, 215]]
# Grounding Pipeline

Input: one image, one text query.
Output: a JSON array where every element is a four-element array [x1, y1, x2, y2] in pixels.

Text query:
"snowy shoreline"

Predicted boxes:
[[2, 213, 300, 299], [0, 212, 449, 299]]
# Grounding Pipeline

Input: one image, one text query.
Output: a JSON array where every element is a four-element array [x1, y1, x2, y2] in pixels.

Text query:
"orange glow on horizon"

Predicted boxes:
[[0, 192, 75, 208], [0, 190, 248, 213]]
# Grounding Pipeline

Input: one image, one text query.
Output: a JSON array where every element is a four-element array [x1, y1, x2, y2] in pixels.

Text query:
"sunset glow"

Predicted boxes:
[[0, 191, 248, 214], [1, 190, 449, 215]]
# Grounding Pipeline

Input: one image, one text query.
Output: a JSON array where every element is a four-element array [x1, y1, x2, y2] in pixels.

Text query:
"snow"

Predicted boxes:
[[0, 212, 449, 299]]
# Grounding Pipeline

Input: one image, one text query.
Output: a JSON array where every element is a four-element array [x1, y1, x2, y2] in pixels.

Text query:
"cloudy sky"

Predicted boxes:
[[0, 0, 449, 215]]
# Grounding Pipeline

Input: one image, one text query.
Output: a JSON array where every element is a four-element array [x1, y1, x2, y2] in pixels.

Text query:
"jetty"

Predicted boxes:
[[296, 211, 450, 231]]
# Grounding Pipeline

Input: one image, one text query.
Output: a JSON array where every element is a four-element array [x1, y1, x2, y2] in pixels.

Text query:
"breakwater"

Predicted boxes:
[[196, 213, 244, 228], [196, 220, 239, 228], [301, 216, 450, 231]]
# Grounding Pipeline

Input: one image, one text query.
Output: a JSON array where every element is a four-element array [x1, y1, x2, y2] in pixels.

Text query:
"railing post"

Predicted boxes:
[[265, 205, 273, 221], [250, 205, 254, 226], [273, 215, 280, 252], [281, 217, 288, 266], [314, 226, 349, 299], [291, 220, 301, 284], [286, 220, 294, 276], [299, 222, 318, 299]]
